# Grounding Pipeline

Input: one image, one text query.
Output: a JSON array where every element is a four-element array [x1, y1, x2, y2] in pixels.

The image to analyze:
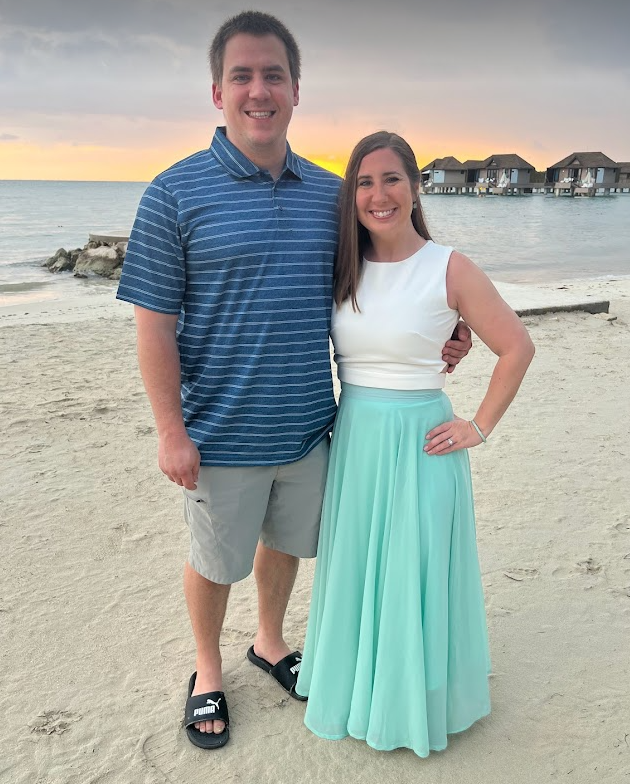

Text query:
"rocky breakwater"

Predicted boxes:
[[43, 235, 128, 281]]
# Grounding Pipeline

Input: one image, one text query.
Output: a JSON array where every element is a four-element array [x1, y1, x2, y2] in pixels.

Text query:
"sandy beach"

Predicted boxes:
[[1, 277, 629, 784]]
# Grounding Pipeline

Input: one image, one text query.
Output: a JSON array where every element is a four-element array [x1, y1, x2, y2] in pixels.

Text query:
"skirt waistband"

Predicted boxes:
[[340, 383, 444, 402]]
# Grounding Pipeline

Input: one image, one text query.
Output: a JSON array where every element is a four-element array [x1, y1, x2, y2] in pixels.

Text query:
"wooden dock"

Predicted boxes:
[[88, 233, 130, 243]]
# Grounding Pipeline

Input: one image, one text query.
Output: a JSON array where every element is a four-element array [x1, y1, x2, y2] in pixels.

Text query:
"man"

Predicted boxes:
[[117, 11, 471, 750]]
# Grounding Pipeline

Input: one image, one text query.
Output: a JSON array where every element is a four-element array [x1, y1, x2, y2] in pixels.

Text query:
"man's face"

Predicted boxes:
[[212, 33, 299, 161]]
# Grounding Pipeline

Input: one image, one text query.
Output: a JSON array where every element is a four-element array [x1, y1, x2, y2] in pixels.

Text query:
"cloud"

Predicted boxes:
[[0, 0, 221, 42], [0, 133, 20, 141], [0, 0, 628, 172]]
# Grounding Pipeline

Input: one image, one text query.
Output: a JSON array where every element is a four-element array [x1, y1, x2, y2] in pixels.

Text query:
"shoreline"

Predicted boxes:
[[2, 274, 629, 328]]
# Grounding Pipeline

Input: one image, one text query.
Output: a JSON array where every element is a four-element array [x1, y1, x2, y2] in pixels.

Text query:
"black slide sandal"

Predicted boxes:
[[246, 646, 307, 701], [184, 672, 230, 749]]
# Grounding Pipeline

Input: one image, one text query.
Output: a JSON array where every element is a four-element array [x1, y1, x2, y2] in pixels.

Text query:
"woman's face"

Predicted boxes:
[[355, 148, 416, 239]]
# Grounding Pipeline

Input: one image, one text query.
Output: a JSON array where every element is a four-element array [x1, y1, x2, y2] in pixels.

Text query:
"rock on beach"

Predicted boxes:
[[43, 238, 128, 280]]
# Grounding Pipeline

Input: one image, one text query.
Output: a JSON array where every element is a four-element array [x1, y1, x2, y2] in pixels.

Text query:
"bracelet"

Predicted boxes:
[[470, 419, 487, 443]]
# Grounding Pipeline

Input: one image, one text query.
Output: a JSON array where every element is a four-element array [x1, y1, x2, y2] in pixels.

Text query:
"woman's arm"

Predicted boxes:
[[424, 252, 535, 455]]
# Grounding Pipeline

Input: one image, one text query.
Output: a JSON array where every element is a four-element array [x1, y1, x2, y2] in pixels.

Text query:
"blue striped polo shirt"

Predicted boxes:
[[117, 127, 341, 466]]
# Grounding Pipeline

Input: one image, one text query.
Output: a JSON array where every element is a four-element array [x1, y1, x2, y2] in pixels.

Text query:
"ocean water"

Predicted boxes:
[[0, 180, 148, 306], [1, 180, 629, 306]]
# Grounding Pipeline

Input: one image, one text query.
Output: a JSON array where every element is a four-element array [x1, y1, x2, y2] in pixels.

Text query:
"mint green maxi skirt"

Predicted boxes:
[[296, 384, 491, 757]]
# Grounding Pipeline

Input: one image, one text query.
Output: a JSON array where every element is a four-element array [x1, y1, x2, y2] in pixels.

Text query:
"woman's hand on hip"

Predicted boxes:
[[424, 416, 483, 455]]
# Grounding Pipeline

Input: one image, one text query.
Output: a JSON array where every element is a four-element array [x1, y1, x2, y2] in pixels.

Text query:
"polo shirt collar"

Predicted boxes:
[[210, 126, 303, 181]]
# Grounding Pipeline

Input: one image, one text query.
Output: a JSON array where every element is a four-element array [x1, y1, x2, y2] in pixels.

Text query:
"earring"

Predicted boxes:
[[412, 201, 417, 209]]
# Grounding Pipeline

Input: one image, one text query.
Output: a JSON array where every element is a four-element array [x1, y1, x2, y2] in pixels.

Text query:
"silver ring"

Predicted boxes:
[[447, 438, 454, 446]]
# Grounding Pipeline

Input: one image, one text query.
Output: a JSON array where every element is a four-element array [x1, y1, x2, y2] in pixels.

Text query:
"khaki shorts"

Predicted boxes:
[[183, 438, 329, 585]]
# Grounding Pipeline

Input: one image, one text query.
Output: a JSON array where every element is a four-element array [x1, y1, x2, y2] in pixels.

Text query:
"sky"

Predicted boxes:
[[1, 0, 629, 181]]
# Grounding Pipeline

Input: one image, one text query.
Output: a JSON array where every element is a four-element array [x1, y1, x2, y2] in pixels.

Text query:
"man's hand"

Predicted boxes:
[[158, 430, 201, 491], [442, 320, 473, 373], [134, 307, 200, 490]]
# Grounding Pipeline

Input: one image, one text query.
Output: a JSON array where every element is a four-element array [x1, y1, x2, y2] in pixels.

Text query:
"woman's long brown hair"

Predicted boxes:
[[334, 131, 432, 311]]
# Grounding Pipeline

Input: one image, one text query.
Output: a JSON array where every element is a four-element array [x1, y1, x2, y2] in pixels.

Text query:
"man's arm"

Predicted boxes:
[[442, 320, 473, 373], [135, 306, 200, 490]]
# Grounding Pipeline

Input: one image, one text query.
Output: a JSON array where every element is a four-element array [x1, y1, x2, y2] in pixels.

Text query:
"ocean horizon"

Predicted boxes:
[[1, 179, 629, 307]]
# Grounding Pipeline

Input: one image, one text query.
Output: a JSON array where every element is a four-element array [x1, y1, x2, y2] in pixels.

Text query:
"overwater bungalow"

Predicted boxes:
[[545, 152, 619, 196], [461, 160, 483, 192], [420, 157, 467, 193], [417, 150, 628, 197], [614, 162, 630, 193], [464, 154, 537, 195]]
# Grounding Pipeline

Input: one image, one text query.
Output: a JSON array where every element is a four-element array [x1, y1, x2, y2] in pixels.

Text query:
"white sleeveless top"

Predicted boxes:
[[331, 241, 459, 390]]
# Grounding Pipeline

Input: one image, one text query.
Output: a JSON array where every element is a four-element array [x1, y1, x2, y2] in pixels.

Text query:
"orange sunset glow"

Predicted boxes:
[[2, 2, 627, 183], [1, 133, 565, 183]]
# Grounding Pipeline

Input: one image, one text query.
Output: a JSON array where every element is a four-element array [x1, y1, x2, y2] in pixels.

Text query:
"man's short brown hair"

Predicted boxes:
[[209, 11, 301, 85]]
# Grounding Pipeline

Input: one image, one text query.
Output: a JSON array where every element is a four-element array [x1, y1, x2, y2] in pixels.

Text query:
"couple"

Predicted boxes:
[[117, 11, 534, 758]]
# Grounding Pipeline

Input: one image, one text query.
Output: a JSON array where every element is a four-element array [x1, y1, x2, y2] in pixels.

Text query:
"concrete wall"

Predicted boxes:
[[442, 170, 466, 185], [598, 168, 618, 186], [587, 167, 617, 185], [428, 169, 466, 186]]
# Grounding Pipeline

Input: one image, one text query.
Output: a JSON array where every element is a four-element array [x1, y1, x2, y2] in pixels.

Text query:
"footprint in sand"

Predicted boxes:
[[221, 626, 255, 644], [158, 636, 190, 663], [28, 710, 81, 736], [609, 585, 630, 599], [576, 558, 602, 575], [92, 524, 126, 561], [552, 558, 604, 580], [503, 567, 539, 582]]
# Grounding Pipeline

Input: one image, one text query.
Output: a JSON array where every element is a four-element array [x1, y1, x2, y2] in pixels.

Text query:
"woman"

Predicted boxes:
[[296, 132, 535, 757]]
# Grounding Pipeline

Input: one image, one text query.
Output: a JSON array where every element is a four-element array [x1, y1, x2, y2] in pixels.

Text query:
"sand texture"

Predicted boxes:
[[1, 278, 629, 784]]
